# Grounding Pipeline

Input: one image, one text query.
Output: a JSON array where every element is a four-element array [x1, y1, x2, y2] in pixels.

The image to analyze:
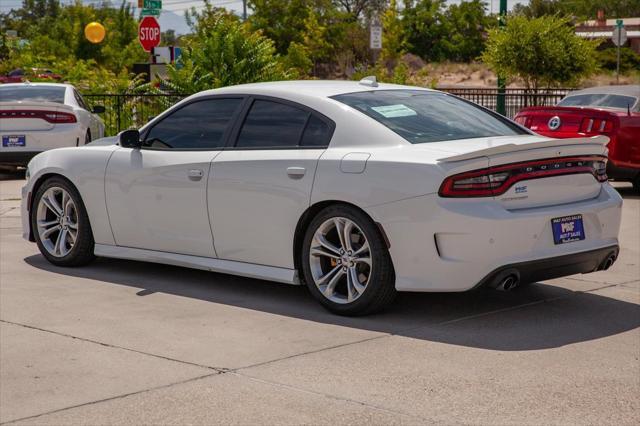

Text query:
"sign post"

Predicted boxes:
[[370, 16, 382, 64], [612, 20, 627, 84], [496, 0, 507, 116], [138, 16, 161, 52]]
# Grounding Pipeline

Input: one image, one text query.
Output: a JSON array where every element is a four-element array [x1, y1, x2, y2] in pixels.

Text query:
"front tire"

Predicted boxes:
[[633, 173, 640, 194], [31, 177, 95, 266], [301, 205, 396, 316]]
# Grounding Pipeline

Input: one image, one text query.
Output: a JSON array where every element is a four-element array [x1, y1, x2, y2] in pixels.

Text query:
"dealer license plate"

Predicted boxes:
[[551, 214, 585, 245], [2, 135, 26, 147]]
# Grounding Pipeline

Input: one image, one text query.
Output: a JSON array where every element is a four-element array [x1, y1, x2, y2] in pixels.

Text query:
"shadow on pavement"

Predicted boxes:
[[613, 184, 639, 200], [24, 253, 640, 351]]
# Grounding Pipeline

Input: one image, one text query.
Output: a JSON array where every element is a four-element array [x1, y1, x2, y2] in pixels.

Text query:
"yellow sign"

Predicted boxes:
[[84, 22, 106, 44]]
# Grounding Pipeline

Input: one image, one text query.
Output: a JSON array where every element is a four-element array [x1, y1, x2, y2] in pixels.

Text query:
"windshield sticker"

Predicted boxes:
[[371, 104, 417, 118]]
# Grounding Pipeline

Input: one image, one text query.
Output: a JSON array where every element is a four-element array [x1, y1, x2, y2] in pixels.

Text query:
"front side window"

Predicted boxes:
[[144, 98, 242, 149], [558, 93, 638, 110], [332, 90, 527, 144]]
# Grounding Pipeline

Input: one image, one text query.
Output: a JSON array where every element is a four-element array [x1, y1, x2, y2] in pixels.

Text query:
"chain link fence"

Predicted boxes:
[[84, 88, 573, 136]]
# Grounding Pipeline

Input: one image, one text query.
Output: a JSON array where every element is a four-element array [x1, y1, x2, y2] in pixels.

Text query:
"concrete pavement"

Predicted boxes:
[[1, 174, 638, 425]]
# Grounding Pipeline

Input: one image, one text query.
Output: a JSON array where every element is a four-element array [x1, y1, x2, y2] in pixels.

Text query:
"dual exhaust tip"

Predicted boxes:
[[489, 251, 617, 292]]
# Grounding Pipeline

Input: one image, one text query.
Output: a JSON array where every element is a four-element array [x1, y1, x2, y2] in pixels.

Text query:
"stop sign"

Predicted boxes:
[[138, 16, 161, 52]]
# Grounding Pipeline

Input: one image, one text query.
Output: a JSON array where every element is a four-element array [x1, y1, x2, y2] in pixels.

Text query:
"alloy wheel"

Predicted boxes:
[[36, 186, 78, 258], [309, 217, 372, 304]]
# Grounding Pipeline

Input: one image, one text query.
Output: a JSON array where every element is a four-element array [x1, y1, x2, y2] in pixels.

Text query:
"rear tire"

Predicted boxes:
[[31, 177, 95, 267], [301, 205, 396, 316], [84, 130, 92, 145], [633, 174, 640, 194]]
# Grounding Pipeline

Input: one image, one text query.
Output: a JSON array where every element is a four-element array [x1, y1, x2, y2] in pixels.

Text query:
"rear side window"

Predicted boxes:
[[0, 86, 66, 104], [332, 90, 526, 144], [144, 98, 242, 149], [301, 115, 331, 147], [235, 99, 333, 148]]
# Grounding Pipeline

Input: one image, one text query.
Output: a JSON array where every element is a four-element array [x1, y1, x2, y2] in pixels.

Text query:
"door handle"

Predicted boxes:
[[287, 167, 306, 178], [188, 169, 204, 181]]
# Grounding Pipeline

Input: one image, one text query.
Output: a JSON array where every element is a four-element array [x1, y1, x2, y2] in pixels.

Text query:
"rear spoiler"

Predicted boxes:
[[0, 101, 74, 113], [437, 135, 609, 163]]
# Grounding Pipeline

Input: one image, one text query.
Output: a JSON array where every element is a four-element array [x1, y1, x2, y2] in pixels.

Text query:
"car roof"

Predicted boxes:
[[198, 80, 436, 99], [566, 85, 640, 99]]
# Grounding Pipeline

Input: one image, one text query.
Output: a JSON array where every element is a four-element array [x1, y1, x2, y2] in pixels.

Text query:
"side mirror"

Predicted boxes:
[[119, 129, 141, 148], [92, 105, 106, 114]]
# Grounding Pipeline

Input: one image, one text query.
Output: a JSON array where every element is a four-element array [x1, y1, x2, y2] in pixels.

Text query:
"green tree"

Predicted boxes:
[[380, 0, 406, 64], [443, 0, 488, 62], [482, 15, 600, 91], [165, 4, 291, 91], [247, 0, 311, 54], [402, 0, 450, 62]]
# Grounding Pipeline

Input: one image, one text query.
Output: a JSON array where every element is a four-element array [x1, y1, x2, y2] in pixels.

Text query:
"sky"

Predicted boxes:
[[0, 0, 531, 35]]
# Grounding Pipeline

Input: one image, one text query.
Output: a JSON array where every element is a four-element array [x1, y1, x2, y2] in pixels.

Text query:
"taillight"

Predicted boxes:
[[439, 156, 607, 198], [579, 117, 613, 134], [0, 110, 77, 123], [514, 115, 531, 127]]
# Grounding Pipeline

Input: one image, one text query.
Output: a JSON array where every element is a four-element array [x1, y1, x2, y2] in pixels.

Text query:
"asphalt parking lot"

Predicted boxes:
[[0, 173, 638, 425]]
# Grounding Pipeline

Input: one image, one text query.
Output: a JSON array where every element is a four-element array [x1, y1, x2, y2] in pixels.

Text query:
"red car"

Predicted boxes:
[[0, 68, 62, 84], [515, 85, 640, 192]]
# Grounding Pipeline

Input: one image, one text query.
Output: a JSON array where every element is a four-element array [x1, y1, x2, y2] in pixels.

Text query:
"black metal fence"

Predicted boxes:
[[84, 87, 573, 136]]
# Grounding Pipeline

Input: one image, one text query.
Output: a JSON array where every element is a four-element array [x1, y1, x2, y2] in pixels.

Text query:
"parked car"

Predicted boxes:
[[21, 80, 622, 315], [0, 68, 63, 84], [0, 82, 105, 171], [514, 85, 640, 192]]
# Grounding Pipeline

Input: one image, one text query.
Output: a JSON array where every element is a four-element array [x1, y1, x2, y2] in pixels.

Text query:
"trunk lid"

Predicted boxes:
[[435, 135, 608, 209], [515, 106, 620, 139], [0, 101, 75, 131]]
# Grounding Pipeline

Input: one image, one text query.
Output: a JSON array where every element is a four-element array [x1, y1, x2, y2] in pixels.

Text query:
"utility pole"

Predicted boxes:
[[243, 0, 247, 21], [496, 0, 507, 116]]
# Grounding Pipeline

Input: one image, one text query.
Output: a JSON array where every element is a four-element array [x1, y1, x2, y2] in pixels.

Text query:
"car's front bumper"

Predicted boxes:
[[366, 183, 623, 292]]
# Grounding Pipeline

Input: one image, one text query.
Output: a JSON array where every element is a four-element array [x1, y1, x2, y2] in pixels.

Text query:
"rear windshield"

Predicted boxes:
[[0, 86, 66, 104], [331, 90, 526, 144], [558, 93, 637, 110]]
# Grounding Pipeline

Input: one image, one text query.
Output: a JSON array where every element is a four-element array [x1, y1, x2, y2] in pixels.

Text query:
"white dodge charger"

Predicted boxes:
[[0, 83, 105, 171], [21, 80, 622, 315]]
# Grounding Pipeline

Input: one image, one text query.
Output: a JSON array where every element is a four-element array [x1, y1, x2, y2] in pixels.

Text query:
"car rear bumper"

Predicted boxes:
[[0, 151, 41, 166], [365, 183, 623, 292], [473, 244, 619, 290]]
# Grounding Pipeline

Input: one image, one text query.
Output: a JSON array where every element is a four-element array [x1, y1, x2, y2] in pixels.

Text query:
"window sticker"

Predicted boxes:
[[371, 104, 417, 118]]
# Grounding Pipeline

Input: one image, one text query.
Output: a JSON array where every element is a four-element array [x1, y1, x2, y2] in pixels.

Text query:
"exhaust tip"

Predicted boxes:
[[601, 254, 617, 271], [490, 269, 521, 291]]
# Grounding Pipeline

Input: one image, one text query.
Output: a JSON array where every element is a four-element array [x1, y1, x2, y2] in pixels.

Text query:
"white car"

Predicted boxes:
[[21, 80, 622, 315], [0, 82, 105, 171]]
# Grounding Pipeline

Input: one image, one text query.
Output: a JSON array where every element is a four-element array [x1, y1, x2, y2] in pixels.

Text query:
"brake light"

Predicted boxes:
[[0, 109, 77, 123], [514, 115, 531, 127], [579, 117, 613, 134], [439, 156, 607, 198]]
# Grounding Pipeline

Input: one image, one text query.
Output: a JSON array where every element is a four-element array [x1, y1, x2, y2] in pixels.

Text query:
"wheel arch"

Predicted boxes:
[[27, 172, 84, 242], [292, 200, 391, 279]]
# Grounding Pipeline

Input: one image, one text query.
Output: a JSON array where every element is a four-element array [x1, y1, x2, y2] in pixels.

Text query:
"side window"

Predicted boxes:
[[236, 100, 309, 148], [301, 115, 332, 147], [144, 98, 242, 149], [73, 90, 88, 110]]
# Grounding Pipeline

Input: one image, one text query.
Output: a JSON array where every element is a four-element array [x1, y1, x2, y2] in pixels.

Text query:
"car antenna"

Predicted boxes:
[[359, 76, 378, 87]]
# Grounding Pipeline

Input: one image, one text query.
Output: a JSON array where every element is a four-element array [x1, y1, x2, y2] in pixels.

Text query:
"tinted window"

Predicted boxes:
[[301, 115, 332, 147], [332, 90, 526, 144], [73, 90, 89, 110], [0, 86, 66, 104], [236, 100, 309, 148], [144, 98, 242, 149], [558, 93, 637, 110]]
